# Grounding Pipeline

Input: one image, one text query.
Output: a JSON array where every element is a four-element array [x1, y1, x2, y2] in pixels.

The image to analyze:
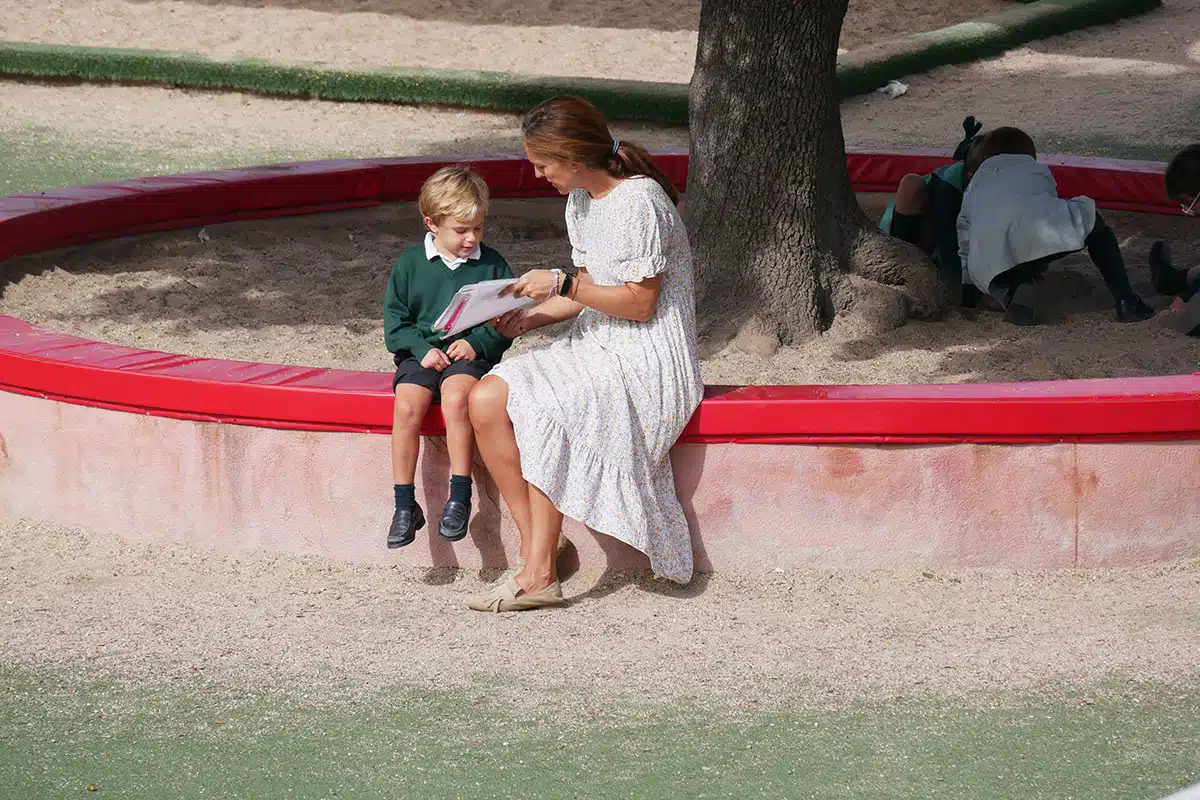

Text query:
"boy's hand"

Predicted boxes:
[[421, 348, 452, 371], [492, 308, 530, 338], [446, 340, 476, 361]]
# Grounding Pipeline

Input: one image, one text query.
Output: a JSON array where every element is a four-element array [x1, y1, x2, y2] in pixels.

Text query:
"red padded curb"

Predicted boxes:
[[1, 152, 1195, 444], [3, 316, 1197, 443]]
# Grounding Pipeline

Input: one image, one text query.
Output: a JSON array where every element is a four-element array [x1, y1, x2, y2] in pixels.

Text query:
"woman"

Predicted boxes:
[[466, 96, 703, 612]]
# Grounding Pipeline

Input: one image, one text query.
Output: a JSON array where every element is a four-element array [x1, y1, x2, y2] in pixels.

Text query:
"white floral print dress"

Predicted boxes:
[[489, 176, 704, 583]]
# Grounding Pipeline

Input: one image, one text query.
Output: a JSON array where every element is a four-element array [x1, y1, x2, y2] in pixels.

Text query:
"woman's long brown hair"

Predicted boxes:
[[522, 96, 680, 205]]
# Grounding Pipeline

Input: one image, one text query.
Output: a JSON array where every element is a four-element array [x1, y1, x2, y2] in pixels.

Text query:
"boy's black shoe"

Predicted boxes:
[[1150, 241, 1187, 296], [1003, 283, 1039, 326], [1115, 295, 1155, 323], [961, 284, 982, 309], [437, 501, 470, 542], [387, 503, 425, 549]]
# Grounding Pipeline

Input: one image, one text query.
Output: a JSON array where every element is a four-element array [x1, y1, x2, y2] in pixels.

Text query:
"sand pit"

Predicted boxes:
[[1, 196, 1195, 385]]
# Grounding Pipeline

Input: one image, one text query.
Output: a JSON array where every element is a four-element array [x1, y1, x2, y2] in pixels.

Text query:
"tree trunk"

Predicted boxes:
[[685, 0, 943, 354]]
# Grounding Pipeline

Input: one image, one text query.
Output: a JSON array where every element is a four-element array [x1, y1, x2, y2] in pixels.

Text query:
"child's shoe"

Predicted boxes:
[[1003, 283, 1039, 326], [1150, 241, 1187, 295], [387, 503, 425, 549], [1115, 295, 1155, 323], [438, 501, 470, 542]]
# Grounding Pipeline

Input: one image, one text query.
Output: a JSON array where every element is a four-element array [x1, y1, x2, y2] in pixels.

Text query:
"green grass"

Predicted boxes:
[[2, 666, 1197, 799], [0, 126, 163, 196], [0, 125, 296, 196], [0, 43, 689, 123], [0, 0, 1161, 124]]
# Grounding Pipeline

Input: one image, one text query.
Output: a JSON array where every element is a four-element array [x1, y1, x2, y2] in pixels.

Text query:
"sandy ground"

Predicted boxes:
[[3, 517, 1198, 716], [0, 1, 1195, 176], [2, 198, 1196, 384], [842, 0, 1200, 160], [1, 3, 1198, 732], [2, 0, 1011, 82]]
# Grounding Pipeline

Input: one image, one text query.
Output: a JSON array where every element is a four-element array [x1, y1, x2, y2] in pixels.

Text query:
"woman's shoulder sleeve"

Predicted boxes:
[[566, 189, 588, 266], [608, 179, 675, 282]]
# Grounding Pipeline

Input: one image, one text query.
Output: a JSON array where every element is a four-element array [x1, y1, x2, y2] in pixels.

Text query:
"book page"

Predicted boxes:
[[433, 279, 536, 338]]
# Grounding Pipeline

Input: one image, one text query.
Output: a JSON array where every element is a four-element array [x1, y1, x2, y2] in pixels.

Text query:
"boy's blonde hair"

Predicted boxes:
[[418, 166, 489, 224]]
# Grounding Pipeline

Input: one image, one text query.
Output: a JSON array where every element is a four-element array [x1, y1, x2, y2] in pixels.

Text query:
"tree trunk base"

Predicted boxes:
[[696, 221, 944, 356]]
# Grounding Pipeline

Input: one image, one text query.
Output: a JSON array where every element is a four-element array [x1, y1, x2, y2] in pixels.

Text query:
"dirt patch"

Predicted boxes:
[[4, 0, 1011, 83], [840, 0, 1200, 159], [2, 197, 1196, 385], [1, 3, 1193, 175], [2, 517, 1197, 717]]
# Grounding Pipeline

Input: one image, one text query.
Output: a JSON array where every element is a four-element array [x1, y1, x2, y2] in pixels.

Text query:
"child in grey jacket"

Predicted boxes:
[[1149, 143, 1200, 336], [957, 127, 1154, 326]]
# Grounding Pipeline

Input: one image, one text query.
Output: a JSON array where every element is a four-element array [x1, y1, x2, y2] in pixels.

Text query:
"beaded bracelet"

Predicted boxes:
[[550, 268, 562, 298]]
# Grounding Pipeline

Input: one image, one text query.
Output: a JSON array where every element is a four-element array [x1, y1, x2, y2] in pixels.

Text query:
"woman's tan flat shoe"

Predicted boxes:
[[488, 556, 526, 586], [468, 577, 565, 612]]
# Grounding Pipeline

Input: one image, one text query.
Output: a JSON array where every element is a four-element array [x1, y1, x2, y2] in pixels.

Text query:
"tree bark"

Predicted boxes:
[[685, 0, 942, 353]]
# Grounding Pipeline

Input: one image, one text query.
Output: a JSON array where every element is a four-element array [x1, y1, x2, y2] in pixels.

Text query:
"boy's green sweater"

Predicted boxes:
[[383, 243, 514, 364]]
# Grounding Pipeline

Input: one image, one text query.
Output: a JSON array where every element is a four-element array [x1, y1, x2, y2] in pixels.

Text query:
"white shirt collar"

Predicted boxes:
[[424, 233, 480, 270]]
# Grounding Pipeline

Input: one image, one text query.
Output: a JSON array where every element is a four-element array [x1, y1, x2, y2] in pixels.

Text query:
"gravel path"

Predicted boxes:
[[2, 0, 1010, 82], [4, 518, 1198, 718]]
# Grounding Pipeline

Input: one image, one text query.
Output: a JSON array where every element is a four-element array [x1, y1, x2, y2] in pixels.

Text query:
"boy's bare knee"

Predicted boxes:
[[440, 389, 472, 421], [393, 392, 429, 431], [894, 174, 929, 215]]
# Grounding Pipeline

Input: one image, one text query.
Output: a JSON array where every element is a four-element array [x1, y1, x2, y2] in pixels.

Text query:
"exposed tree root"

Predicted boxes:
[[846, 225, 945, 322], [694, 224, 947, 356]]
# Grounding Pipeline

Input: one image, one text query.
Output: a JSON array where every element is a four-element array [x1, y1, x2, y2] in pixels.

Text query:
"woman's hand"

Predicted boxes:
[[491, 308, 531, 338], [502, 269, 559, 303]]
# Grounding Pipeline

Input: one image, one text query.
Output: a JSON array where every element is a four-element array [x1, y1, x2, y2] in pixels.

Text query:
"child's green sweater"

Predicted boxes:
[[383, 243, 514, 363]]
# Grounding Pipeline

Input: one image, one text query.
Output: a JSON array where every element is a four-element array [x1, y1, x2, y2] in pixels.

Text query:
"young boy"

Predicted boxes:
[[879, 116, 983, 292], [1149, 144, 1200, 336], [383, 166, 514, 548], [957, 127, 1154, 326]]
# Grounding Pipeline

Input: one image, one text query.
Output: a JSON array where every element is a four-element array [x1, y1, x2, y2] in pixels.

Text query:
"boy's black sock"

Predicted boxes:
[[1086, 213, 1137, 303], [890, 211, 923, 247], [449, 475, 472, 506], [394, 484, 416, 511], [961, 284, 981, 309]]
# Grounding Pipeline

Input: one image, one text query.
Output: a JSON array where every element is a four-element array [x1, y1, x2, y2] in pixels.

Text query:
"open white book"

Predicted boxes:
[[432, 278, 536, 339]]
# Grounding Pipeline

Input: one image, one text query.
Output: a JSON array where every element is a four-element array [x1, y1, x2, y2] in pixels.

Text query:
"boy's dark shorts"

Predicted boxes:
[[392, 353, 496, 400]]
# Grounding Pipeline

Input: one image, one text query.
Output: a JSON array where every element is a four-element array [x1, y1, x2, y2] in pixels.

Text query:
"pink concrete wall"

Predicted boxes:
[[2, 391, 1196, 571]]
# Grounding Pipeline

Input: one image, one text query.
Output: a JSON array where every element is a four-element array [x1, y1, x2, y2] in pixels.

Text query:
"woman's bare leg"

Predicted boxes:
[[519, 483, 563, 593], [468, 375, 532, 561]]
